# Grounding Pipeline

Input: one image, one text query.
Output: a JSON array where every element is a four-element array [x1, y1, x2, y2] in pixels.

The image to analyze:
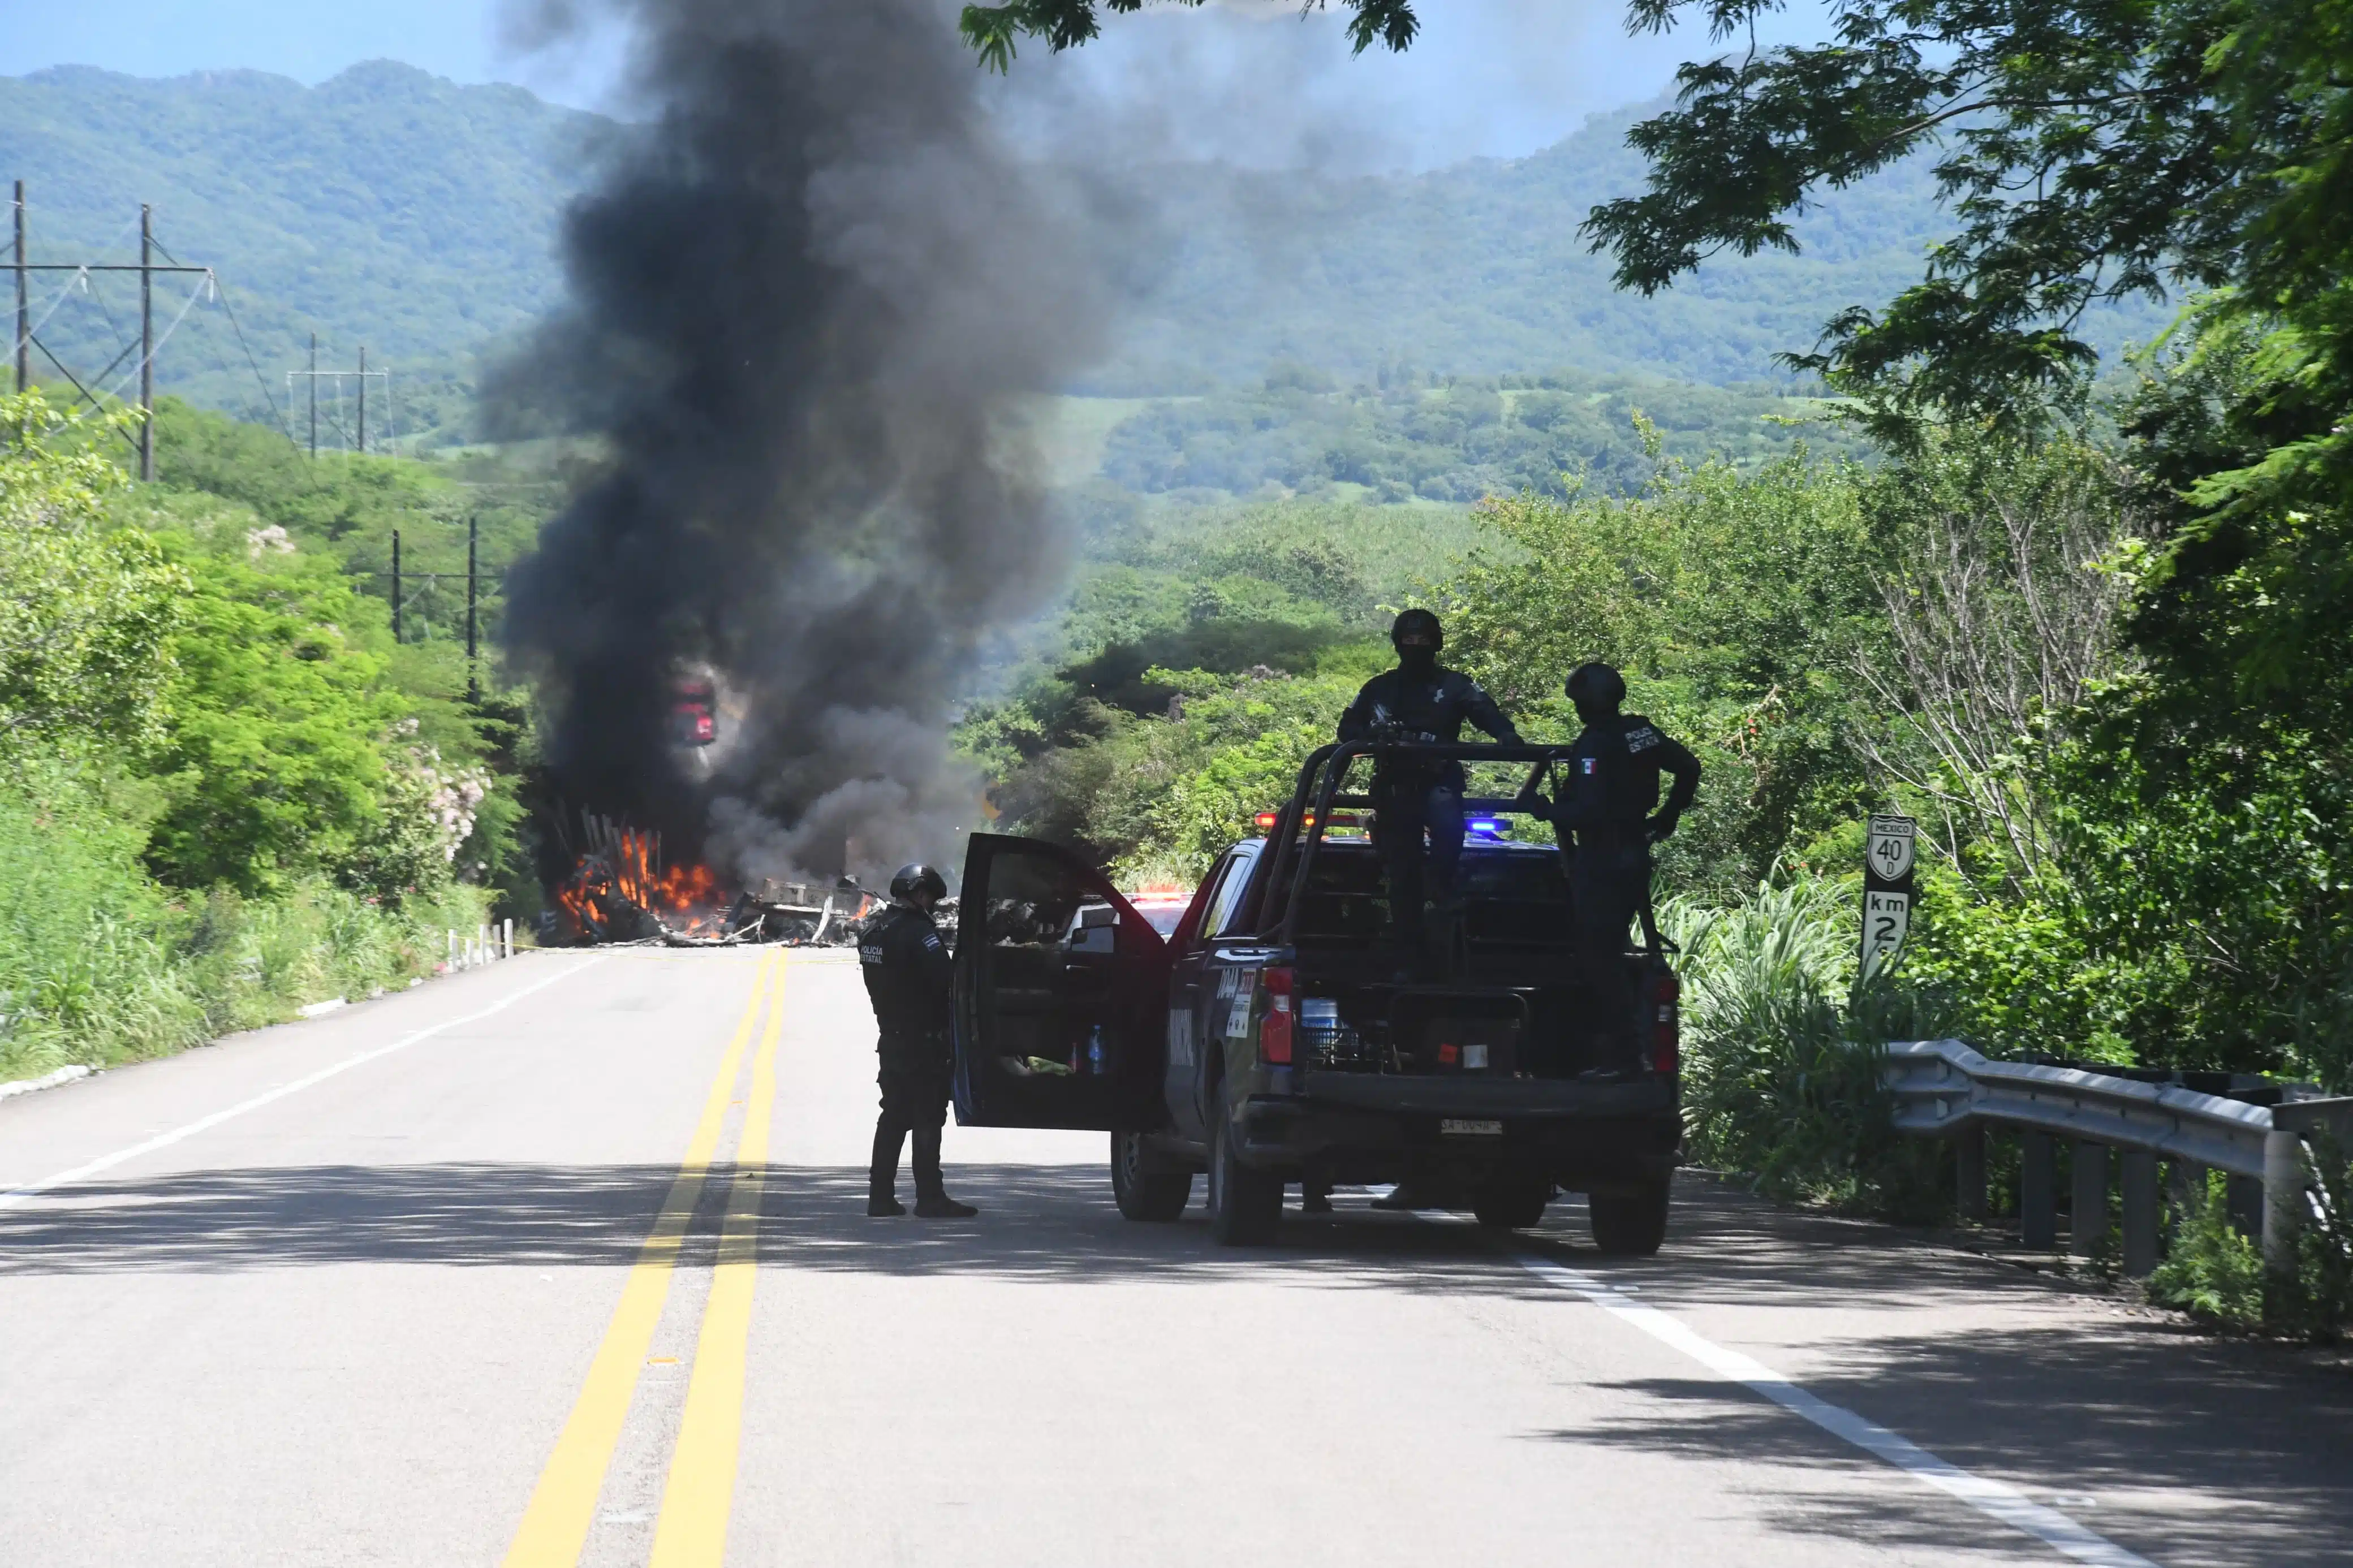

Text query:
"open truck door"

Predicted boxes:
[[953, 833, 1169, 1129]]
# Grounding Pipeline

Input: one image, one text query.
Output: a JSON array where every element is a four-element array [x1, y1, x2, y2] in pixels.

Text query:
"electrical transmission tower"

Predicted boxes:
[[388, 515, 498, 703], [286, 337, 393, 456], [8, 183, 222, 480]]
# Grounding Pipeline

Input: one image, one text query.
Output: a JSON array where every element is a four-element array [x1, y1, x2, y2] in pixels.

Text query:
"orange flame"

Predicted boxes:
[[556, 825, 736, 941]]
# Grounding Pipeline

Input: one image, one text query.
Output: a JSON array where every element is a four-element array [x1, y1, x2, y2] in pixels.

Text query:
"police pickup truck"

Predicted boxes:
[[950, 740, 1682, 1250]]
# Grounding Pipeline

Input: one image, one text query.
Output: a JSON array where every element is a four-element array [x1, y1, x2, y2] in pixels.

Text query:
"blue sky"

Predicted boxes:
[[0, 0, 1831, 169]]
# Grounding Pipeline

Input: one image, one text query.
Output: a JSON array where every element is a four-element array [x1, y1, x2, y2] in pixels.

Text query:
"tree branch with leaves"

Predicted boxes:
[[958, 0, 1420, 71]]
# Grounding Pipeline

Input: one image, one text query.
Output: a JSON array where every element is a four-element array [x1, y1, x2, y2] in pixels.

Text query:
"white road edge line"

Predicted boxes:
[[0, 958, 605, 1212], [1492, 1234, 2160, 1568]]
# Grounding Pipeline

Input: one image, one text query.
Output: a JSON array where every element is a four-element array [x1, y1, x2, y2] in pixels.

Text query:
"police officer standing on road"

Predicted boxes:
[[1338, 609, 1523, 963], [1529, 663, 1700, 1066], [861, 864, 977, 1219]]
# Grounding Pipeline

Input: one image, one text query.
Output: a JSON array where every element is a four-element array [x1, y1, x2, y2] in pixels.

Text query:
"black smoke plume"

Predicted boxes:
[[494, 0, 1109, 885]]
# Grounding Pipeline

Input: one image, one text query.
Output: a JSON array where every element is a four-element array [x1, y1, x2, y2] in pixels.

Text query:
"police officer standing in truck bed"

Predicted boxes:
[[861, 864, 977, 1219], [1533, 663, 1700, 1065], [1338, 608, 1523, 962]]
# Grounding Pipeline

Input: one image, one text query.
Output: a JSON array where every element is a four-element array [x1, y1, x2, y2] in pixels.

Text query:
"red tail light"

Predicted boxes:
[[1647, 970, 1680, 1075], [1258, 966, 1295, 1064]]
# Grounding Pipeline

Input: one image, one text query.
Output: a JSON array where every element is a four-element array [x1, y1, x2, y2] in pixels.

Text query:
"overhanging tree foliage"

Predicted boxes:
[[958, 0, 1420, 71], [1579, 0, 2262, 430]]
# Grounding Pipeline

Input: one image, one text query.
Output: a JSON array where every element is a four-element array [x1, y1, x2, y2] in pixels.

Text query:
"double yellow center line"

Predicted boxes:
[[504, 951, 786, 1568]]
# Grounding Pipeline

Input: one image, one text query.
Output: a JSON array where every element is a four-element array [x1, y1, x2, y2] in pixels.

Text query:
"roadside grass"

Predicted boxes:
[[1662, 872, 1956, 1221], [0, 774, 489, 1085]]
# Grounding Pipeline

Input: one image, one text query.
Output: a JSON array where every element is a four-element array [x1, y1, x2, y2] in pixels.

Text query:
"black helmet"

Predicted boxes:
[[889, 863, 948, 906], [1565, 662, 1627, 710], [1391, 607, 1443, 651]]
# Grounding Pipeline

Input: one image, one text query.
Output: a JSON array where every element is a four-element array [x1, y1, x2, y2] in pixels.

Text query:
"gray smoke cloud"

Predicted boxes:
[[493, 0, 1113, 888]]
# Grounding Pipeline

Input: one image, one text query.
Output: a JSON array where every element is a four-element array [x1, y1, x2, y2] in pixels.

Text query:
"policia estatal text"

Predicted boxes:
[[860, 864, 978, 1219]]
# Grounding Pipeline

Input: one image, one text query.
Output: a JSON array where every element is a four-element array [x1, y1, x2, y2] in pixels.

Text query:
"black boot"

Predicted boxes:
[[915, 1193, 977, 1218], [909, 1124, 975, 1216], [869, 1121, 906, 1216]]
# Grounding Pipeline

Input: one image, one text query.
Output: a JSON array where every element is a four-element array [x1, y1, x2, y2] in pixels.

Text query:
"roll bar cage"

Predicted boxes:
[[1245, 740, 1571, 945]]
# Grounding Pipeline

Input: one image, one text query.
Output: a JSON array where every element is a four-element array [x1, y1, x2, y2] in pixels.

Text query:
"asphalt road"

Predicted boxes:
[[5, 948, 2352, 1567]]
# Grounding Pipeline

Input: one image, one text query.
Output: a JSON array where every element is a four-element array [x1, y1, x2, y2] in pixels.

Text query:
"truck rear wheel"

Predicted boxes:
[[1208, 1111, 1282, 1246], [1472, 1173, 1550, 1230], [1111, 1129, 1192, 1221], [1588, 1180, 1670, 1255]]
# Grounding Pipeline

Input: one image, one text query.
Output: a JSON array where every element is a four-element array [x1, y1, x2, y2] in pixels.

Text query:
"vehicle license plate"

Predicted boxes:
[[1440, 1118, 1503, 1137]]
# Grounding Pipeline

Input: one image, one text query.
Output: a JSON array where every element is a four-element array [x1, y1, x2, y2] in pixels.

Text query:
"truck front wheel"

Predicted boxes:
[[1208, 1111, 1282, 1246], [1588, 1180, 1670, 1255], [1111, 1129, 1192, 1221]]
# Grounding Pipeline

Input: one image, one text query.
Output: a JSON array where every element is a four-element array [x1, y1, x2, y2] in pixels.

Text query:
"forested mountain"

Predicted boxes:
[[1093, 110, 1941, 391], [0, 62, 600, 438], [0, 61, 2169, 427], [1093, 366, 1867, 504]]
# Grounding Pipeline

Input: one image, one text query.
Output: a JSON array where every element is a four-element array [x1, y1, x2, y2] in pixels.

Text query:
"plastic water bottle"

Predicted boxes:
[[1088, 1025, 1107, 1077]]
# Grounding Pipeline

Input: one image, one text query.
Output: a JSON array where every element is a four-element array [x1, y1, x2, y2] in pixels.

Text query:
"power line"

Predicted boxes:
[[16, 267, 93, 362], [80, 264, 135, 360], [215, 284, 295, 444], [151, 233, 294, 446], [102, 266, 209, 407]]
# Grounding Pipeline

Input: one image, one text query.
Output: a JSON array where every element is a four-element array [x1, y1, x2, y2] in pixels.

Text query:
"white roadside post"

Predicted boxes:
[[2268, 1098, 2353, 1273], [2264, 1127, 2305, 1276], [502, 917, 513, 958]]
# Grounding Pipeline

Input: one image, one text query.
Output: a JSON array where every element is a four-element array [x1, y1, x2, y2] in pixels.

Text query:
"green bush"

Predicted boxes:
[[2145, 1140, 2353, 1341], [2148, 1170, 2267, 1330], [131, 526, 491, 904], [0, 759, 491, 1087], [1664, 874, 1956, 1219], [0, 767, 209, 1078], [0, 393, 189, 756]]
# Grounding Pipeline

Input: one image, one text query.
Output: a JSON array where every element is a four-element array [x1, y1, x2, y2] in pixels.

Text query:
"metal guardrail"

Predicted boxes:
[[1885, 1039, 2351, 1277], [1887, 1040, 2277, 1178]]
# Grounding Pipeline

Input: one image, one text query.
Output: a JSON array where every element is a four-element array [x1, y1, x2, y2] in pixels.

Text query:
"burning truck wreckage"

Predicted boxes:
[[544, 688, 942, 951], [548, 819, 886, 949], [549, 809, 936, 951]]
